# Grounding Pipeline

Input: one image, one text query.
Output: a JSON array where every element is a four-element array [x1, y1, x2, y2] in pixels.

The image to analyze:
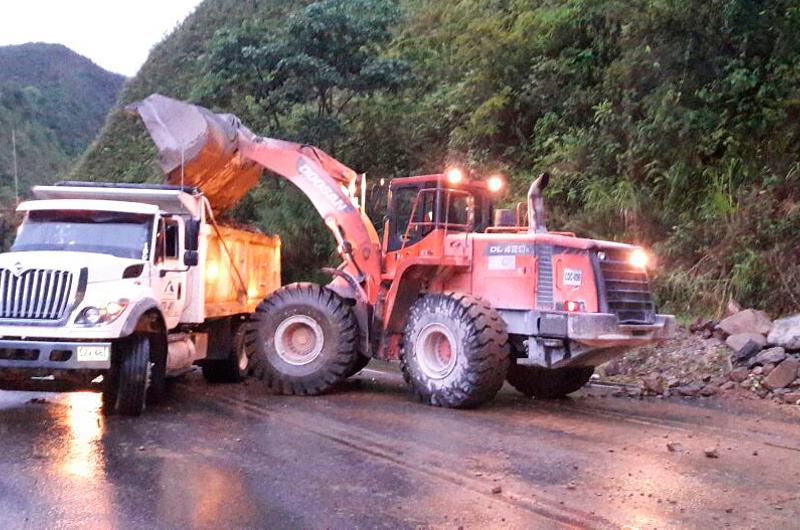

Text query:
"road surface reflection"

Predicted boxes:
[[63, 392, 105, 478]]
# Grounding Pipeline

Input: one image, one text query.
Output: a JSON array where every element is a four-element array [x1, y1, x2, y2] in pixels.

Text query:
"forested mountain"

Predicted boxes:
[[73, 0, 800, 315], [0, 43, 125, 204]]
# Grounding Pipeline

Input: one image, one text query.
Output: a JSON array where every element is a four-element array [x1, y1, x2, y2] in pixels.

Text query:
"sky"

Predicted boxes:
[[0, 0, 203, 76]]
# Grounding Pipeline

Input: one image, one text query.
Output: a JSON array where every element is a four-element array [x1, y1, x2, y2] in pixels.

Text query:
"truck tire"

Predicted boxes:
[[202, 321, 259, 383], [102, 333, 151, 416], [401, 293, 509, 409], [250, 283, 359, 395], [506, 362, 595, 399]]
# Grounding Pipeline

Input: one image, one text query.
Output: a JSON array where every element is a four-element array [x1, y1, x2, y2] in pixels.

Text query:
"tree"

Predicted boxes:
[[194, 0, 411, 282]]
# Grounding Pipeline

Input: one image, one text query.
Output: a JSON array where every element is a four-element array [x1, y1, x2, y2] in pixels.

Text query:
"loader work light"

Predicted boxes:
[[629, 248, 649, 269], [446, 168, 464, 185], [487, 175, 504, 193]]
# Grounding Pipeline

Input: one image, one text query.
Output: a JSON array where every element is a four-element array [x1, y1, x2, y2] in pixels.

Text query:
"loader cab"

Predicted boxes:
[[385, 175, 495, 252]]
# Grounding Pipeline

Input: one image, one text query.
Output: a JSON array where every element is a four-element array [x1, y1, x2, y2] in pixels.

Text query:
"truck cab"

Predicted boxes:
[[0, 182, 280, 415]]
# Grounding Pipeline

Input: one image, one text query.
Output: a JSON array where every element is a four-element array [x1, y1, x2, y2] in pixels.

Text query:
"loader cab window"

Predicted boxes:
[[155, 218, 180, 264], [387, 185, 478, 251], [388, 187, 431, 251]]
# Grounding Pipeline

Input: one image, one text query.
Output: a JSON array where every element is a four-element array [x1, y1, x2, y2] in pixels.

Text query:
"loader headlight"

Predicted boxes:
[[629, 249, 649, 269], [76, 299, 129, 326]]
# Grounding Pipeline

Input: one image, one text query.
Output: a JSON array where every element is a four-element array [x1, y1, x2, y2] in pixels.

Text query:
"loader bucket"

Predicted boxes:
[[128, 94, 263, 213]]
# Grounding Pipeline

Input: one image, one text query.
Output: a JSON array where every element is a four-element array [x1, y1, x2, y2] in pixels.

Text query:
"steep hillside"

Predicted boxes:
[[73, 0, 800, 313], [0, 43, 125, 155], [72, 0, 307, 183], [0, 43, 125, 192]]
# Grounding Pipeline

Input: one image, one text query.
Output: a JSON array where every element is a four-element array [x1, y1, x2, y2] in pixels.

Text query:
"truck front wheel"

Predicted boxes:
[[401, 293, 509, 409], [250, 283, 360, 395], [506, 362, 595, 399], [102, 333, 155, 416]]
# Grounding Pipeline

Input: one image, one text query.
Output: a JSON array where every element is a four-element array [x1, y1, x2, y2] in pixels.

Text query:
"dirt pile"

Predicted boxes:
[[599, 308, 800, 405]]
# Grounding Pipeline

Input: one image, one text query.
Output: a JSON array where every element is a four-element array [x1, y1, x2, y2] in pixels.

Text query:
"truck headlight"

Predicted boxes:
[[76, 299, 129, 326], [629, 248, 649, 269]]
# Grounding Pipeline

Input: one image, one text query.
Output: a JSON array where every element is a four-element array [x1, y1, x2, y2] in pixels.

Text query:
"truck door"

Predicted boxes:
[[153, 216, 188, 329]]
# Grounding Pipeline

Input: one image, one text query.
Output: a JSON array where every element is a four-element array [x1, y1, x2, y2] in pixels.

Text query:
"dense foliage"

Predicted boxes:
[[0, 43, 124, 246], [74, 0, 800, 315]]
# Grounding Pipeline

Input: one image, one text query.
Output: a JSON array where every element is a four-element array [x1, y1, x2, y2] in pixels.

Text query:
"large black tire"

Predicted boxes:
[[250, 283, 360, 395], [342, 353, 371, 378], [146, 332, 167, 406], [102, 333, 151, 416], [401, 293, 509, 409], [506, 362, 595, 399], [202, 321, 259, 383]]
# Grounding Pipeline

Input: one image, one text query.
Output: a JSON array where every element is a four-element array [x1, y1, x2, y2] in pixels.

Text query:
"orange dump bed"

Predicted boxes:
[[203, 225, 281, 319]]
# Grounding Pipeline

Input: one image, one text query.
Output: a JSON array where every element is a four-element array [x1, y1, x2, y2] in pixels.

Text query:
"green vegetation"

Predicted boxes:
[[74, 0, 800, 315], [0, 43, 124, 245]]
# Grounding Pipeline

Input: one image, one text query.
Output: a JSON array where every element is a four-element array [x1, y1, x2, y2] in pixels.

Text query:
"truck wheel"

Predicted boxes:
[[251, 283, 359, 395], [506, 362, 595, 399], [202, 321, 259, 383], [102, 333, 151, 416], [401, 293, 509, 409]]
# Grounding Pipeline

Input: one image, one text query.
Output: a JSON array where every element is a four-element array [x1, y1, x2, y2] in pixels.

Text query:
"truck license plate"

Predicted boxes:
[[563, 268, 583, 286], [77, 345, 110, 362]]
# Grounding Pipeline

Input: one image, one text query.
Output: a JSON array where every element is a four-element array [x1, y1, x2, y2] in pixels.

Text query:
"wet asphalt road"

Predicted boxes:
[[1, 362, 799, 530]]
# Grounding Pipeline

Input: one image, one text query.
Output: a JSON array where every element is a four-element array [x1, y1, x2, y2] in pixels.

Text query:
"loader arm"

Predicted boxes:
[[130, 94, 382, 303]]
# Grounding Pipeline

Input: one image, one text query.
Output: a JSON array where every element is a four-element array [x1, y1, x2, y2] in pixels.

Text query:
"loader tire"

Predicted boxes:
[[251, 283, 359, 395], [202, 320, 259, 383], [102, 333, 152, 416], [401, 293, 509, 409], [506, 362, 594, 399], [342, 353, 371, 378]]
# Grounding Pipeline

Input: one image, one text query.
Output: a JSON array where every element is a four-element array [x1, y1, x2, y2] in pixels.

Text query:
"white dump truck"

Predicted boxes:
[[0, 182, 280, 415]]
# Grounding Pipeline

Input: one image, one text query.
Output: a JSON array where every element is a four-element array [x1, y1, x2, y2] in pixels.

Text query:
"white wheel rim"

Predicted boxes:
[[274, 315, 325, 366], [415, 323, 458, 380]]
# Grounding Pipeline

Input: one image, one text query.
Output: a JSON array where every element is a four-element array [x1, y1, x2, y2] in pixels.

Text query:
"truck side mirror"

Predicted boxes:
[[186, 219, 201, 251], [184, 250, 199, 267]]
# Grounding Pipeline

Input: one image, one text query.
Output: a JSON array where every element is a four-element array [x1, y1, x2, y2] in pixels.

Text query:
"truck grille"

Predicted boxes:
[[597, 249, 656, 324], [0, 268, 74, 321]]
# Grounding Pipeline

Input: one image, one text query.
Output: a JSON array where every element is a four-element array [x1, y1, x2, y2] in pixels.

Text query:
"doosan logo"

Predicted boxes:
[[297, 159, 353, 213]]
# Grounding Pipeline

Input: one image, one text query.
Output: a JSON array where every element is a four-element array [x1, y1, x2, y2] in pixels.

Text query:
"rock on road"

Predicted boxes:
[[0, 362, 798, 529]]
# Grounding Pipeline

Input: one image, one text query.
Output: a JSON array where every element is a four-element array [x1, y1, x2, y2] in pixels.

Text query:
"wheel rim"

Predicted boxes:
[[274, 315, 325, 366], [415, 323, 458, 379]]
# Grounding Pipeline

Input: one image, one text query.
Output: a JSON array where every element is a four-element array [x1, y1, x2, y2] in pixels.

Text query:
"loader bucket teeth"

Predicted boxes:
[[128, 94, 262, 212]]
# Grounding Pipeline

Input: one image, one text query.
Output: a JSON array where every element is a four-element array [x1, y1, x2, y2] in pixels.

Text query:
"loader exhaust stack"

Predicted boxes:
[[527, 172, 549, 233]]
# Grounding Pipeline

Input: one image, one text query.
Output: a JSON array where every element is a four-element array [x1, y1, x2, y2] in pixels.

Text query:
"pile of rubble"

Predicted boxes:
[[711, 309, 800, 404], [599, 308, 800, 405]]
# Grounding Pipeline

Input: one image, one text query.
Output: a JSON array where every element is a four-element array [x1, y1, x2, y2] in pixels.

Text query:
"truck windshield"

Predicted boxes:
[[12, 210, 153, 260]]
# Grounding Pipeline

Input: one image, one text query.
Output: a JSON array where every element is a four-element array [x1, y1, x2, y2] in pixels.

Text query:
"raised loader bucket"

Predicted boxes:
[[128, 94, 263, 213]]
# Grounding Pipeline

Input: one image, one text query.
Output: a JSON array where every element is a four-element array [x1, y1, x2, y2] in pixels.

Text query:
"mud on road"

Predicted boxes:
[[0, 362, 798, 529]]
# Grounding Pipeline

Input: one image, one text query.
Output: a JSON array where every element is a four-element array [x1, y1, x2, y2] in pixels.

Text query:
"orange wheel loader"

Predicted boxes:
[[131, 94, 675, 408]]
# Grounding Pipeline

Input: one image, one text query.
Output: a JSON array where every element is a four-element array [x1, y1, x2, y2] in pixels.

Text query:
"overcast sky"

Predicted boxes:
[[0, 0, 203, 76]]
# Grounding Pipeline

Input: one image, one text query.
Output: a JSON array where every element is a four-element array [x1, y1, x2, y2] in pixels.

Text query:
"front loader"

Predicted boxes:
[[132, 94, 675, 408]]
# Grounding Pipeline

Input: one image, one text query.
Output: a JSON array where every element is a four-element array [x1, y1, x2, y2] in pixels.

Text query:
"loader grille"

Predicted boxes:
[[0, 268, 74, 321], [597, 249, 656, 324]]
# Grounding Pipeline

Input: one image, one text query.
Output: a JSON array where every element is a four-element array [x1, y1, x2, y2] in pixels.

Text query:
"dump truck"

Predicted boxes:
[[0, 182, 280, 415], [133, 94, 675, 409]]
